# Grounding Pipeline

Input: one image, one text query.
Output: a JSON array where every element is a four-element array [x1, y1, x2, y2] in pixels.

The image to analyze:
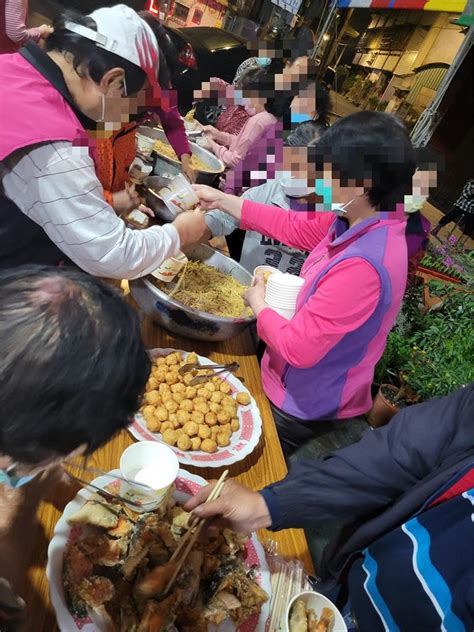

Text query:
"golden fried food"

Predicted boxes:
[[162, 428, 178, 446], [201, 438, 218, 453], [153, 139, 215, 172], [236, 392, 251, 406], [177, 434, 192, 451], [140, 352, 255, 452]]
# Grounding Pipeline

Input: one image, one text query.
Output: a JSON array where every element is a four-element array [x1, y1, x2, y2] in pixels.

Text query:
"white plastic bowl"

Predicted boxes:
[[284, 590, 347, 632]]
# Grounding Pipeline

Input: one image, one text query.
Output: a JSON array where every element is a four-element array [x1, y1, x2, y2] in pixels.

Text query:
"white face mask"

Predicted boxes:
[[280, 175, 313, 198]]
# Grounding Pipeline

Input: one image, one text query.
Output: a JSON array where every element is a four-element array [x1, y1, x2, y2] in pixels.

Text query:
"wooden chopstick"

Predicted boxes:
[[164, 469, 229, 595]]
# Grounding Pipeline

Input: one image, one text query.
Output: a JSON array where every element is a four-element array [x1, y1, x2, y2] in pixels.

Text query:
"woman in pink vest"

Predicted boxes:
[[0, 5, 203, 276], [193, 113, 416, 457]]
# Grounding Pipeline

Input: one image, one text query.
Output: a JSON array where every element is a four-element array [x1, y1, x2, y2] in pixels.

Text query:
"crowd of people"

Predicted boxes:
[[0, 3, 472, 631]]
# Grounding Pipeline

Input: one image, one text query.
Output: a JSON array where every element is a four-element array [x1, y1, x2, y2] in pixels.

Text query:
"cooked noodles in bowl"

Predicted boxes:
[[150, 261, 252, 319]]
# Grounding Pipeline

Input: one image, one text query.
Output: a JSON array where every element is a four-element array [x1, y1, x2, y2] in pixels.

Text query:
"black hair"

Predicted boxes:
[[138, 11, 179, 89], [285, 120, 328, 146], [314, 82, 331, 126], [311, 111, 416, 211], [45, 10, 147, 95], [0, 266, 150, 464], [242, 67, 293, 119], [414, 146, 444, 172]]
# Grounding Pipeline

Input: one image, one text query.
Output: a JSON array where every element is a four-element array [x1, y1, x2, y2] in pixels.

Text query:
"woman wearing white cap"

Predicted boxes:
[[0, 5, 202, 276]]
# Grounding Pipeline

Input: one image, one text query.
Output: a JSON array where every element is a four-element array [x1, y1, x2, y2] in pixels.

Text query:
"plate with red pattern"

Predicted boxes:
[[47, 469, 271, 632], [129, 349, 263, 468]]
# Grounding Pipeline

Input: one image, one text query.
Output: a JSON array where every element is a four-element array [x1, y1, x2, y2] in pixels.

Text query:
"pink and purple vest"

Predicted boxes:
[[264, 216, 408, 421]]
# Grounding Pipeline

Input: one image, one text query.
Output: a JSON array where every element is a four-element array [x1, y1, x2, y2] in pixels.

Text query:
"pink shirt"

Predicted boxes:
[[0, 0, 41, 54], [209, 110, 277, 169], [241, 200, 408, 420]]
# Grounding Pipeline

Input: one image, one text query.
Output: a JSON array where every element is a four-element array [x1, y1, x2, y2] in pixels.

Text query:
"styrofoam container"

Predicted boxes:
[[136, 133, 156, 158], [284, 591, 347, 632]]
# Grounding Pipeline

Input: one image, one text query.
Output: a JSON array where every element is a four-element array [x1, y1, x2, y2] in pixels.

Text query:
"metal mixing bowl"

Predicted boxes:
[[137, 126, 224, 185], [130, 244, 255, 342], [144, 175, 176, 223]]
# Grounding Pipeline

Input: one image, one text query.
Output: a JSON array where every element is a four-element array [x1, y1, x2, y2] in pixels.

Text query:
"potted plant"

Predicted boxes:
[[370, 281, 474, 426]]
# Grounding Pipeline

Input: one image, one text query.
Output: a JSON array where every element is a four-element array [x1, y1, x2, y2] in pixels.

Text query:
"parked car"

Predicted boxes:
[[163, 26, 249, 117]]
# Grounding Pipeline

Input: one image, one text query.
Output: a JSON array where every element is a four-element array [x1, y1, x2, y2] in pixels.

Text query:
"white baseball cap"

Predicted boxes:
[[64, 4, 159, 87]]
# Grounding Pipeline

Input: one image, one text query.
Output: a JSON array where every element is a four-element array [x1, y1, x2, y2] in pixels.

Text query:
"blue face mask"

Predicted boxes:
[[0, 467, 35, 489], [291, 112, 312, 125], [256, 57, 271, 67], [233, 89, 246, 106], [314, 179, 353, 216]]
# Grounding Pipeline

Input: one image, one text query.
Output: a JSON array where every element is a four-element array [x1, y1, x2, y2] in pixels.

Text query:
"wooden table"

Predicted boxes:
[[23, 314, 314, 631]]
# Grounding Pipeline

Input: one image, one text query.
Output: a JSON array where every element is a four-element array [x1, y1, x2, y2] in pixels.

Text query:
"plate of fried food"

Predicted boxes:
[[47, 469, 270, 631], [285, 592, 346, 632], [129, 349, 263, 468]]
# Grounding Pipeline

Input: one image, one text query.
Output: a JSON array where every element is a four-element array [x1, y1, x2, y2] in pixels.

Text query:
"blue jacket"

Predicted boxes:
[[261, 385, 474, 626]]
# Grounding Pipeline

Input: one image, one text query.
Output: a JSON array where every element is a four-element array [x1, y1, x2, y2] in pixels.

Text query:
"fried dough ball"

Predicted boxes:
[[169, 412, 177, 423], [236, 392, 251, 406], [179, 399, 193, 413], [230, 418, 240, 432], [212, 376, 222, 384], [145, 417, 161, 433], [185, 386, 197, 399], [161, 393, 173, 405], [222, 407, 235, 421], [160, 421, 173, 434], [159, 383, 170, 395], [198, 424, 211, 440], [209, 402, 221, 414], [191, 411, 205, 425], [142, 411, 156, 427], [144, 390, 161, 406], [183, 373, 195, 386], [220, 423, 231, 435], [176, 428, 184, 438], [156, 357, 167, 366], [146, 377, 159, 391], [162, 428, 178, 446], [164, 400, 179, 414], [166, 353, 180, 366], [201, 439, 218, 454], [205, 412, 218, 426], [171, 382, 186, 394], [155, 370, 167, 382], [221, 395, 236, 409], [177, 434, 192, 451], [197, 387, 210, 400], [176, 410, 190, 426], [206, 382, 216, 393], [191, 437, 201, 451], [219, 382, 231, 394], [183, 421, 199, 437], [141, 405, 156, 417], [172, 392, 184, 405], [194, 402, 209, 415], [210, 427, 220, 439], [187, 352, 198, 364], [217, 411, 230, 425], [217, 432, 231, 447], [165, 371, 179, 386], [193, 396, 207, 407], [210, 392, 224, 404], [155, 406, 169, 422]]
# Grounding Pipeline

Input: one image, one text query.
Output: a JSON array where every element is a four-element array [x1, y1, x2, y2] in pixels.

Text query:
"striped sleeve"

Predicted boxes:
[[2, 142, 180, 279], [5, 0, 42, 45]]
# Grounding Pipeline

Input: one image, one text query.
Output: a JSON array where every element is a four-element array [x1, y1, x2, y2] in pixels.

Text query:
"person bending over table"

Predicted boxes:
[[186, 385, 474, 631], [0, 6, 203, 276], [192, 112, 416, 457], [0, 265, 151, 629]]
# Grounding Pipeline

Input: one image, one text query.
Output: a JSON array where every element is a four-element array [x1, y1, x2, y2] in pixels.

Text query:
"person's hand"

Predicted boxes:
[[244, 272, 267, 316], [198, 136, 213, 150], [184, 479, 272, 534], [138, 203, 155, 218], [112, 185, 140, 215], [181, 154, 196, 184], [172, 209, 211, 247], [192, 185, 225, 210], [39, 24, 54, 39]]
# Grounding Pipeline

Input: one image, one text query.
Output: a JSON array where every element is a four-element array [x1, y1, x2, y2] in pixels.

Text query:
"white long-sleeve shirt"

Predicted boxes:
[[0, 141, 180, 279]]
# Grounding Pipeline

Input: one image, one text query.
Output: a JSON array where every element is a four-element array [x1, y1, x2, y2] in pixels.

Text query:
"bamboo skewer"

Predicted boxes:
[[164, 469, 229, 595]]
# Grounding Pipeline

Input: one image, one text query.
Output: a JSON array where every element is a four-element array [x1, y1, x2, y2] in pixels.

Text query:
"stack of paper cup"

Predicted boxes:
[[265, 273, 304, 319]]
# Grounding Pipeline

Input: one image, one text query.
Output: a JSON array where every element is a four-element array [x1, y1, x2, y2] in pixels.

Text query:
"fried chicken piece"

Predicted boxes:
[[80, 533, 125, 567], [64, 543, 93, 585], [136, 593, 180, 632], [77, 576, 114, 609]]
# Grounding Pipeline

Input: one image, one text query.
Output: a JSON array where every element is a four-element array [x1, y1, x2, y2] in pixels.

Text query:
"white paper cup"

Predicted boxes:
[[151, 252, 188, 283], [267, 273, 305, 289], [136, 134, 156, 158], [283, 591, 347, 632], [119, 442, 179, 512]]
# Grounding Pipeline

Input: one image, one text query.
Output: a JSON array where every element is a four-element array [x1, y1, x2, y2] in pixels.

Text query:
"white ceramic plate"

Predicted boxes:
[[129, 349, 263, 468], [47, 469, 271, 632]]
